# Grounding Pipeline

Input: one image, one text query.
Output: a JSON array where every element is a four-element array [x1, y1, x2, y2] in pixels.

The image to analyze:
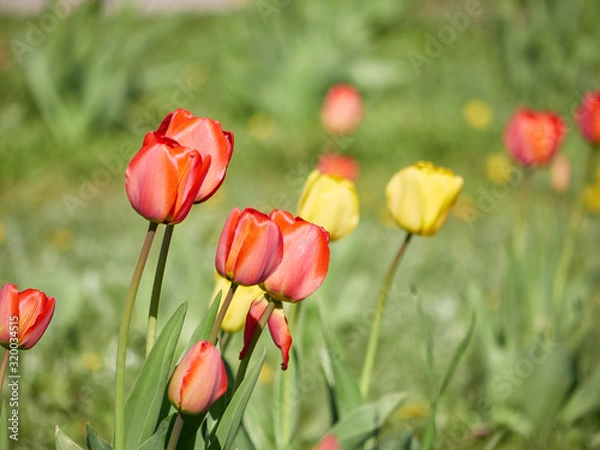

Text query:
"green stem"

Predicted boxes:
[[552, 146, 598, 312], [146, 224, 175, 357], [0, 348, 8, 397], [233, 296, 277, 392], [360, 232, 413, 398], [512, 169, 533, 258], [208, 283, 238, 345], [166, 413, 184, 450], [114, 221, 158, 450]]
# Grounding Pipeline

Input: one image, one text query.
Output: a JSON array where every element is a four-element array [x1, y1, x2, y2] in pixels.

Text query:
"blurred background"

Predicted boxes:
[[1, 0, 600, 448]]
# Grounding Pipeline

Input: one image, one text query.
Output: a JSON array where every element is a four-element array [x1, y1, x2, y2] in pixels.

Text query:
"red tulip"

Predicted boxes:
[[504, 108, 567, 167], [168, 340, 228, 415], [314, 434, 341, 450], [262, 210, 330, 302], [148, 108, 234, 202], [576, 91, 600, 145], [316, 152, 360, 182], [240, 297, 292, 370], [0, 283, 55, 350], [215, 208, 284, 286], [126, 136, 211, 224], [321, 84, 364, 136]]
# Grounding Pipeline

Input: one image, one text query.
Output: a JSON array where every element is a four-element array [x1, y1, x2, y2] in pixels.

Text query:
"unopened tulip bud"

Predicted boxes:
[[576, 91, 600, 146], [297, 170, 359, 241], [168, 341, 228, 415], [0, 284, 55, 350], [386, 162, 463, 236], [215, 208, 284, 286], [504, 108, 567, 167], [321, 84, 364, 136]]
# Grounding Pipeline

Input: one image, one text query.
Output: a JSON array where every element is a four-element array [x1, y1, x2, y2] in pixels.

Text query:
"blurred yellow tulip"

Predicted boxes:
[[385, 162, 464, 236], [297, 170, 359, 241], [211, 274, 263, 333]]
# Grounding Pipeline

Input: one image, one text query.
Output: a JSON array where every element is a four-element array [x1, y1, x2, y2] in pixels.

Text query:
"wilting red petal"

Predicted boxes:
[[268, 303, 292, 370], [263, 210, 330, 302], [240, 298, 269, 361]]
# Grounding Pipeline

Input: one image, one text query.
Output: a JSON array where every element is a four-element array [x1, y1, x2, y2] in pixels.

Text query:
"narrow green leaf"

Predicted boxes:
[[138, 414, 177, 450], [55, 426, 84, 450], [561, 363, 600, 424], [0, 400, 9, 447], [189, 292, 222, 347], [124, 303, 187, 449], [327, 392, 407, 450], [86, 424, 113, 450], [273, 348, 299, 449], [208, 348, 267, 450], [437, 312, 476, 399]]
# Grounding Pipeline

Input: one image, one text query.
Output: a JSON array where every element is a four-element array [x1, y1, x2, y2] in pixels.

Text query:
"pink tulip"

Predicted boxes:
[[321, 84, 364, 136]]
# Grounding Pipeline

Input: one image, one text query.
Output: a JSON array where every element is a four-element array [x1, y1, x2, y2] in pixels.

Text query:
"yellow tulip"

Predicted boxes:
[[385, 162, 464, 236], [297, 170, 359, 241], [211, 274, 263, 333]]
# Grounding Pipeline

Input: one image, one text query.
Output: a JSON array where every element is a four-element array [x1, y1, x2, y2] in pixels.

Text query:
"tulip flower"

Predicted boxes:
[[262, 210, 330, 302], [0, 283, 55, 350], [321, 84, 364, 136], [576, 91, 600, 146], [211, 273, 263, 333], [168, 340, 228, 415], [550, 153, 571, 194], [240, 297, 292, 370], [314, 434, 341, 450], [147, 108, 234, 202], [126, 136, 211, 224], [316, 153, 360, 182], [504, 108, 567, 167], [386, 162, 464, 236], [215, 208, 284, 286], [297, 170, 359, 241]]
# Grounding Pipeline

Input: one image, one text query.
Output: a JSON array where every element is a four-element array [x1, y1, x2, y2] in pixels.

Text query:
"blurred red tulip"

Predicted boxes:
[[504, 108, 567, 167], [314, 434, 341, 450], [148, 108, 234, 202], [126, 136, 211, 224], [550, 153, 571, 194], [576, 91, 600, 146], [321, 84, 364, 136], [262, 210, 330, 302], [240, 297, 292, 370], [168, 340, 228, 415], [316, 152, 360, 182], [215, 208, 284, 286], [0, 283, 55, 350]]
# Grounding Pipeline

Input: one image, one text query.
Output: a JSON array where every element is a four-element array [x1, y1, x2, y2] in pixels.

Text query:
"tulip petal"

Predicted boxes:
[[215, 208, 242, 279], [268, 303, 292, 370], [17, 289, 55, 349], [386, 167, 425, 234], [240, 297, 269, 361], [170, 151, 210, 224], [0, 284, 19, 344]]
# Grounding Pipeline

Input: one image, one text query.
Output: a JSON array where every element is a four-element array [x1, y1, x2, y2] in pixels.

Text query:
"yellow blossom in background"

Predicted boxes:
[[258, 362, 274, 383], [247, 113, 275, 141], [211, 273, 264, 333], [583, 183, 600, 213], [452, 194, 477, 223], [463, 99, 492, 130], [297, 170, 359, 241], [82, 352, 103, 372], [485, 153, 514, 184], [52, 228, 73, 251], [0, 221, 5, 244], [399, 402, 430, 419], [386, 162, 463, 236]]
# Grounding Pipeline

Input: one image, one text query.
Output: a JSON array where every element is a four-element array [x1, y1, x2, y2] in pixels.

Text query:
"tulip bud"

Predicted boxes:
[[314, 434, 341, 450], [504, 108, 567, 167], [126, 137, 211, 224], [321, 84, 364, 136], [386, 162, 464, 236], [0, 284, 55, 350], [262, 210, 330, 302], [211, 273, 263, 333], [316, 153, 360, 182], [576, 91, 600, 146], [149, 108, 234, 203], [215, 208, 284, 286], [240, 298, 292, 370], [168, 341, 228, 415], [550, 153, 571, 194], [297, 170, 359, 241]]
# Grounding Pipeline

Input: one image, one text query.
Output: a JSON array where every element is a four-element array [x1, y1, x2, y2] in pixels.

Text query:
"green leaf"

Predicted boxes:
[[189, 291, 221, 347], [327, 392, 407, 450], [139, 414, 177, 450], [273, 348, 299, 449], [0, 400, 8, 447], [124, 303, 187, 449], [208, 348, 267, 450], [55, 426, 84, 450], [86, 424, 113, 450], [561, 363, 600, 424]]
